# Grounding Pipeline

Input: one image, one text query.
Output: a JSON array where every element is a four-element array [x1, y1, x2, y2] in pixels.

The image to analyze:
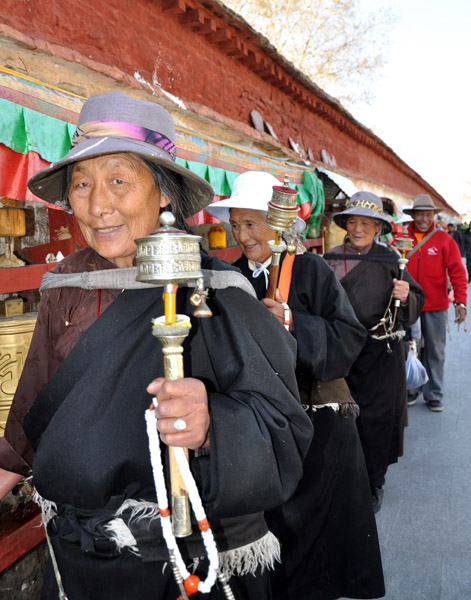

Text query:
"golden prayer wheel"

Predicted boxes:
[[0, 204, 26, 262], [208, 225, 226, 250], [394, 235, 413, 307], [0, 207, 26, 237], [0, 316, 36, 436], [265, 176, 299, 234]]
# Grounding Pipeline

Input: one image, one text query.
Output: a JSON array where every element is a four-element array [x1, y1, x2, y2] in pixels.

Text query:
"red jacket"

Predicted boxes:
[[403, 222, 467, 311]]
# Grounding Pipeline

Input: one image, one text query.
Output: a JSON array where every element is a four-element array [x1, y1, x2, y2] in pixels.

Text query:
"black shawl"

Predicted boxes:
[[326, 242, 425, 488], [235, 251, 385, 600], [23, 260, 313, 556]]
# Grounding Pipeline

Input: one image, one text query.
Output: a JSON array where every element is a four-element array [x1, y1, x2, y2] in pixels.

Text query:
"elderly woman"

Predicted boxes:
[[0, 93, 313, 600], [206, 171, 385, 600], [324, 191, 425, 511]]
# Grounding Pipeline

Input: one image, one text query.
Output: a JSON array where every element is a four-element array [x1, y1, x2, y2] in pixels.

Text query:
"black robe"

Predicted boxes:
[[20, 250, 313, 600], [235, 252, 385, 600], [326, 242, 425, 489]]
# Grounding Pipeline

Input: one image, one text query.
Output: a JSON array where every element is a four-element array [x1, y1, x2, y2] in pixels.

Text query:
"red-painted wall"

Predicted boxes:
[[0, 0, 444, 203]]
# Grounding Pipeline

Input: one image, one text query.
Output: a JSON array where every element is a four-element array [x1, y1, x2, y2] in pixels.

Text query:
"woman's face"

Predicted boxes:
[[345, 215, 382, 250], [69, 154, 169, 268], [229, 208, 273, 263]]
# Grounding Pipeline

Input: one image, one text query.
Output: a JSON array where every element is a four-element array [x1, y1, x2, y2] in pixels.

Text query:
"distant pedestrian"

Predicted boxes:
[[448, 223, 465, 256], [401, 194, 467, 412], [463, 224, 471, 281]]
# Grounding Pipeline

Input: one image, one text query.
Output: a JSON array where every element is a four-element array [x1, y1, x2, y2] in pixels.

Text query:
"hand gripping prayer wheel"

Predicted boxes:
[[264, 175, 299, 299], [393, 235, 413, 308], [135, 212, 210, 538]]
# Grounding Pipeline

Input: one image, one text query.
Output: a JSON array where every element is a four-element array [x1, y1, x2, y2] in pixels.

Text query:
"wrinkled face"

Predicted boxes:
[[69, 153, 169, 267], [412, 210, 435, 233], [345, 215, 382, 250], [229, 208, 273, 263]]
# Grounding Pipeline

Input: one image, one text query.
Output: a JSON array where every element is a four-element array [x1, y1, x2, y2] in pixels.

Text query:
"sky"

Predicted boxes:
[[352, 0, 471, 215]]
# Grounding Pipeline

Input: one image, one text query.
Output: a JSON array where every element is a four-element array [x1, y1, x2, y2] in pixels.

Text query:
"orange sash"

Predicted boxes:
[[278, 253, 295, 302]]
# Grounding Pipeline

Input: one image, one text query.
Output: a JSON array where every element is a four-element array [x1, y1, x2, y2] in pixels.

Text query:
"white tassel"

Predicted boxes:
[[33, 490, 57, 526]]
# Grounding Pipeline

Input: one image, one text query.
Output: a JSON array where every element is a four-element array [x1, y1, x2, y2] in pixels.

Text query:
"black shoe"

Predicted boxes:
[[372, 487, 384, 513], [426, 400, 444, 412], [407, 397, 417, 406]]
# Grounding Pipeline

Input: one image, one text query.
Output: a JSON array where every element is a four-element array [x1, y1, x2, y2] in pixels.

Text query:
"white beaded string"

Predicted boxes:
[[145, 401, 219, 595], [173, 445, 219, 593]]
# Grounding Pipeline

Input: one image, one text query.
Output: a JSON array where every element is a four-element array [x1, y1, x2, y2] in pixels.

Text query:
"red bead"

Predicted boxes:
[[184, 574, 200, 596], [197, 518, 210, 532]]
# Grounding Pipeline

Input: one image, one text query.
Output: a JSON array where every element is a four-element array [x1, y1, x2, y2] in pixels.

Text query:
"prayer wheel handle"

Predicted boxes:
[[264, 176, 299, 300]]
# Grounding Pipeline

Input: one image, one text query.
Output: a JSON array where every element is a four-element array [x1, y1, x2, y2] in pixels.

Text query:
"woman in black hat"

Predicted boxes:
[[0, 92, 312, 600], [324, 192, 425, 512]]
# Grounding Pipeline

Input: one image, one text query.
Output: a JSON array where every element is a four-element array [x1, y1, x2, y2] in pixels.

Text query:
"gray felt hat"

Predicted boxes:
[[27, 91, 214, 215], [402, 194, 442, 215], [333, 191, 393, 234]]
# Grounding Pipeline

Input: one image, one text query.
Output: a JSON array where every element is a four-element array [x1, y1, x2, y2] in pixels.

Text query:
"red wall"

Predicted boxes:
[[0, 0, 443, 202]]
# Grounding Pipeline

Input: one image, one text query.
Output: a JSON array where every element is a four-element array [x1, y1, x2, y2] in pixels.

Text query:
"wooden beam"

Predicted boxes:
[[208, 246, 241, 261], [178, 7, 204, 27], [218, 37, 245, 58], [0, 504, 45, 572], [161, 0, 187, 14], [208, 27, 232, 44], [0, 264, 57, 294], [193, 17, 217, 36]]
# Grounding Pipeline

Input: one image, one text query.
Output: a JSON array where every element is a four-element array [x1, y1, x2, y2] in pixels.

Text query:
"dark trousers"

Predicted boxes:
[[466, 256, 471, 281]]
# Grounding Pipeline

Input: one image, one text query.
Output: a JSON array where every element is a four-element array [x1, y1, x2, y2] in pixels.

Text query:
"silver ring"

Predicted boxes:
[[173, 418, 187, 432]]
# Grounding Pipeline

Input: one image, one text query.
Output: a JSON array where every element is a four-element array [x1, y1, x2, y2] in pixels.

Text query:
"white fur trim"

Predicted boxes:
[[310, 402, 341, 413], [34, 491, 279, 579], [218, 531, 281, 578]]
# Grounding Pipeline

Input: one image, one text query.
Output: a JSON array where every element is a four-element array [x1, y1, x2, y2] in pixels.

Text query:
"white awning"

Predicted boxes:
[[316, 167, 358, 200]]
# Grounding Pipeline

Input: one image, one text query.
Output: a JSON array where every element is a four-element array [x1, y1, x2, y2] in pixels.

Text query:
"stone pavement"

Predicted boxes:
[[343, 307, 471, 600]]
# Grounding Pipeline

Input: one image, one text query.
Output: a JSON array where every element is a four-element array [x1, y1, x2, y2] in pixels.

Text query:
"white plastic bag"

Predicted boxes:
[[405, 340, 429, 389]]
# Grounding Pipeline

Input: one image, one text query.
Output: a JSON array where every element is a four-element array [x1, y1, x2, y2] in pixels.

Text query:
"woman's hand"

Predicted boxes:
[[146, 377, 210, 449], [262, 290, 294, 332], [393, 278, 410, 304], [0, 469, 23, 501]]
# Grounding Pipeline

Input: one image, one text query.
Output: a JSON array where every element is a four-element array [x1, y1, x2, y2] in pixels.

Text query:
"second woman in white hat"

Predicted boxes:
[[206, 171, 385, 600]]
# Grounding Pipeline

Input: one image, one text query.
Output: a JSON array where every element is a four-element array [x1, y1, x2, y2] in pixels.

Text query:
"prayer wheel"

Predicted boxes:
[[0, 207, 26, 237], [0, 317, 36, 437]]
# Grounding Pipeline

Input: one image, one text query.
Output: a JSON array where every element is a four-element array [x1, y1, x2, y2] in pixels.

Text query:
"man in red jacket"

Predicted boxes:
[[403, 194, 467, 412]]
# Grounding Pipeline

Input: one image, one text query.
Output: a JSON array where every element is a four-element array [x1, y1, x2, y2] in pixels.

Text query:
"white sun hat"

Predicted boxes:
[[205, 170, 306, 232]]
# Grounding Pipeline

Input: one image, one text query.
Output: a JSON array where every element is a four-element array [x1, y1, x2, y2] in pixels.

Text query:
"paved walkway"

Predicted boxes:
[[344, 307, 471, 600]]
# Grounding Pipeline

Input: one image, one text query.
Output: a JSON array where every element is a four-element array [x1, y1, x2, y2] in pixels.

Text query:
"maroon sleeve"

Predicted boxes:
[[0, 292, 54, 475], [0, 249, 122, 475]]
